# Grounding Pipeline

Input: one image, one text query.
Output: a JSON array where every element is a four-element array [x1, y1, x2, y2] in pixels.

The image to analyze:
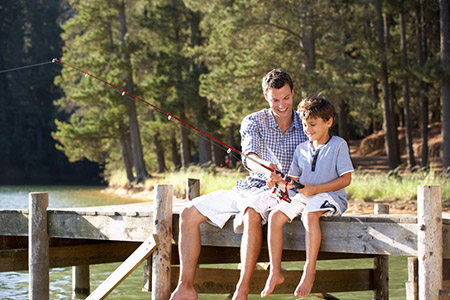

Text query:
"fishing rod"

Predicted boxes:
[[52, 59, 305, 198], [2, 58, 304, 200]]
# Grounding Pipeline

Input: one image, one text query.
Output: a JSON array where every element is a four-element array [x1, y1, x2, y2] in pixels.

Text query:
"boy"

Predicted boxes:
[[261, 96, 354, 298]]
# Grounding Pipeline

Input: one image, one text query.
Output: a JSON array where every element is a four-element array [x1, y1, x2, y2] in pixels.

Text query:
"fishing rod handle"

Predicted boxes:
[[274, 170, 305, 189]]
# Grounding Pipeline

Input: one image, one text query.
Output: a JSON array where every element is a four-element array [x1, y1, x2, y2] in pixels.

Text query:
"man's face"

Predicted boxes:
[[265, 84, 293, 121]]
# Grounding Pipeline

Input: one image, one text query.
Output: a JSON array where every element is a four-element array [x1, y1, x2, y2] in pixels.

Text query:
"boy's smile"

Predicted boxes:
[[302, 117, 333, 147]]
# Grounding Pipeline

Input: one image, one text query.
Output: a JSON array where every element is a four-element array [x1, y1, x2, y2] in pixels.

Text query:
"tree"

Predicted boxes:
[[54, 0, 148, 183], [400, 0, 416, 168], [374, 0, 400, 170], [117, 0, 148, 181], [440, 0, 450, 172]]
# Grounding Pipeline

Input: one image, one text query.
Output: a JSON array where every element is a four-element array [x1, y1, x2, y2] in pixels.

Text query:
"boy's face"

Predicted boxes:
[[265, 83, 293, 122], [301, 116, 333, 145]]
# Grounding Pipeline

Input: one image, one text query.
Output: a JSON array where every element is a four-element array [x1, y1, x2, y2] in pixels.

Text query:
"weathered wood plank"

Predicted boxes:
[[418, 185, 442, 300], [1, 205, 449, 257], [48, 212, 153, 241], [0, 241, 140, 272], [29, 192, 49, 300], [168, 267, 373, 294], [185, 215, 420, 256], [86, 234, 159, 300], [151, 185, 173, 300]]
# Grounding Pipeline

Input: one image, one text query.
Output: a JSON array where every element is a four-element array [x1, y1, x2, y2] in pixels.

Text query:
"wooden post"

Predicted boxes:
[[406, 257, 419, 300], [417, 185, 442, 300], [72, 265, 90, 299], [152, 184, 174, 300], [186, 178, 200, 200], [29, 192, 49, 300], [373, 204, 389, 300]]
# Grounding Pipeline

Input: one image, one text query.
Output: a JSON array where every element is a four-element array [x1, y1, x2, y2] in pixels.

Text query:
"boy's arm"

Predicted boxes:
[[300, 172, 352, 197]]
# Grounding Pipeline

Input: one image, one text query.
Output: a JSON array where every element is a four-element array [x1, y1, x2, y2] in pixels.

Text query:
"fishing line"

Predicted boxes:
[[0, 61, 54, 74], [53, 59, 305, 195], [0, 59, 304, 198]]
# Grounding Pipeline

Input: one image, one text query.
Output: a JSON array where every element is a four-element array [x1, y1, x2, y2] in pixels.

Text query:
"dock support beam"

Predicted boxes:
[[417, 185, 442, 300], [72, 265, 90, 299], [29, 192, 49, 300], [373, 204, 389, 300], [186, 178, 200, 200], [152, 184, 174, 300]]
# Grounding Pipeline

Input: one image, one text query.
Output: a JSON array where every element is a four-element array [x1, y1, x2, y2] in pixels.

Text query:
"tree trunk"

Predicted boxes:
[[189, 9, 212, 167], [374, 0, 399, 170], [299, 10, 316, 94], [416, 1, 429, 168], [117, 0, 148, 182], [227, 126, 237, 168], [370, 80, 379, 134], [120, 131, 135, 184], [198, 122, 212, 165], [400, 1, 416, 168], [171, 133, 181, 170], [149, 111, 166, 173], [337, 100, 350, 142], [384, 12, 401, 166], [440, 0, 450, 172], [211, 134, 226, 167]]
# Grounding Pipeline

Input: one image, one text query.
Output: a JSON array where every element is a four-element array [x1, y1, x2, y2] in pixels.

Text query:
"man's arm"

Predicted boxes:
[[245, 153, 280, 175]]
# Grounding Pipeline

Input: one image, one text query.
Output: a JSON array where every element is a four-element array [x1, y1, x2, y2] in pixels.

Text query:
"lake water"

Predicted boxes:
[[0, 185, 409, 299]]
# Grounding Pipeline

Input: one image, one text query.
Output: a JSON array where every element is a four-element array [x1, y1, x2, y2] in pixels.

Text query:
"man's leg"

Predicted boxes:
[[170, 205, 208, 300], [294, 211, 325, 298], [261, 210, 289, 298], [232, 207, 263, 300]]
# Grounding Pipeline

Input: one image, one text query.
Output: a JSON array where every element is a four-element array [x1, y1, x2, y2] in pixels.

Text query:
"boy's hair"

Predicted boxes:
[[298, 96, 336, 126], [262, 68, 293, 97]]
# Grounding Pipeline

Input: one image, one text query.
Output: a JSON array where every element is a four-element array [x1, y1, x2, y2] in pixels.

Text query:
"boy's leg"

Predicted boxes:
[[170, 205, 207, 300], [261, 210, 290, 298], [232, 207, 263, 300], [295, 211, 326, 298]]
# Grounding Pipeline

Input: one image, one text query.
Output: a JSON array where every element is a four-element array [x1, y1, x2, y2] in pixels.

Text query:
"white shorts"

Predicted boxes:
[[272, 192, 342, 222], [192, 187, 278, 234]]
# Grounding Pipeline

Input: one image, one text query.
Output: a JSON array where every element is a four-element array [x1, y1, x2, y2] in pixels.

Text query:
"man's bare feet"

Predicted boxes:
[[170, 284, 198, 300], [260, 271, 285, 298], [294, 269, 316, 298]]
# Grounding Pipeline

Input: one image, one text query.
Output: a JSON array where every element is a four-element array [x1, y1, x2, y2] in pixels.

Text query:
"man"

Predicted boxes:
[[170, 69, 308, 300]]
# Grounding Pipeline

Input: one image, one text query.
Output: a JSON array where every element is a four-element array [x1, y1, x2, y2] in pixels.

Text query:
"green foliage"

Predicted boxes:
[[347, 169, 450, 204]]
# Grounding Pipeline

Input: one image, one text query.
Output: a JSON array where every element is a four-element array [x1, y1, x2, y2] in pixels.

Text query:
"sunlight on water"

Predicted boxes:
[[0, 186, 409, 299], [0, 185, 148, 209]]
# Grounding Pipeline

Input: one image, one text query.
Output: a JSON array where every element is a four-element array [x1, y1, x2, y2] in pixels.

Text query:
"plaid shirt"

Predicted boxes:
[[236, 108, 307, 191]]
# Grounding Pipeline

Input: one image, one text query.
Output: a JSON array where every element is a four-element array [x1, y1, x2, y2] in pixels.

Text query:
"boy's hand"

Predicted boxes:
[[298, 183, 316, 197]]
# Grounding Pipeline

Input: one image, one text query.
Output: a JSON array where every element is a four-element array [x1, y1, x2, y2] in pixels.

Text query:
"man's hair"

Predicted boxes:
[[262, 68, 293, 97], [298, 95, 336, 126]]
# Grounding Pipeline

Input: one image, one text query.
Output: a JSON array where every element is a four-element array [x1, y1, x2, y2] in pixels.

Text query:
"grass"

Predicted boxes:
[[107, 166, 450, 206], [347, 168, 450, 205]]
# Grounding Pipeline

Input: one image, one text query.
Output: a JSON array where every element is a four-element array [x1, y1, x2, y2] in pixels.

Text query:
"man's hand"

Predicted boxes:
[[266, 163, 282, 188]]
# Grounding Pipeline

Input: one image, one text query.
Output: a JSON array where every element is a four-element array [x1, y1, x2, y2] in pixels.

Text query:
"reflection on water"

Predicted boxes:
[[0, 186, 408, 299], [0, 185, 147, 209]]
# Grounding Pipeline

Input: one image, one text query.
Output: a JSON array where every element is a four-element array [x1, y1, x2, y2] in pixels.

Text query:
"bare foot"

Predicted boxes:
[[294, 270, 316, 298], [260, 271, 285, 298], [170, 284, 198, 300], [231, 286, 249, 300]]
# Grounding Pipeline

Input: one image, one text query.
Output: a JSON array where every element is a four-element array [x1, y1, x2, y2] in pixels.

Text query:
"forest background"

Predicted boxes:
[[1, 0, 450, 187]]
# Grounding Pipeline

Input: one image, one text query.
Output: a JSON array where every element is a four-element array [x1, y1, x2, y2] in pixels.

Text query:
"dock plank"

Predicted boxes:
[[1, 203, 449, 257]]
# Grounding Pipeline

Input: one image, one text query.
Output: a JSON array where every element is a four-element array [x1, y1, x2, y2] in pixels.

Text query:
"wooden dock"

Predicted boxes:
[[0, 183, 449, 299]]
